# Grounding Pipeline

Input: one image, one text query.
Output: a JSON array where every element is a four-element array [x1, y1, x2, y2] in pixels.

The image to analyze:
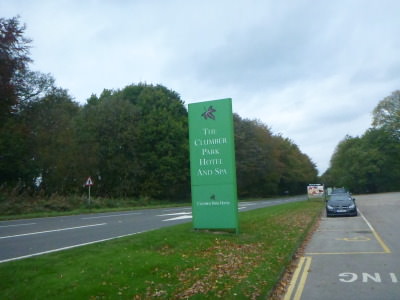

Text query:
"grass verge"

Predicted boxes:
[[0, 200, 323, 299]]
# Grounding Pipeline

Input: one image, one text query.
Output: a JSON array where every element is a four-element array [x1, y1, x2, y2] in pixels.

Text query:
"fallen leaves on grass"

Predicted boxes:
[[174, 239, 265, 299], [137, 202, 323, 299], [268, 211, 322, 300]]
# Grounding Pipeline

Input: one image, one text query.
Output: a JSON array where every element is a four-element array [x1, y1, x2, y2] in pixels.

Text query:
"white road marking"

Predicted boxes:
[[0, 222, 36, 228], [358, 210, 391, 253], [162, 215, 193, 221], [157, 212, 192, 221], [162, 208, 192, 212], [157, 212, 191, 217], [0, 223, 107, 239], [358, 210, 375, 232], [0, 230, 147, 264], [81, 212, 141, 219]]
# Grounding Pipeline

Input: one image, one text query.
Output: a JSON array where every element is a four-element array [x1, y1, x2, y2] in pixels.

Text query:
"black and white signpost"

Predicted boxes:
[[85, 176, 93, 206]]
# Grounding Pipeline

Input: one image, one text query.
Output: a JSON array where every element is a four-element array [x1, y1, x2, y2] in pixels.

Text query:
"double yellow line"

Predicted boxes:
[[284, 256, 312, 300]]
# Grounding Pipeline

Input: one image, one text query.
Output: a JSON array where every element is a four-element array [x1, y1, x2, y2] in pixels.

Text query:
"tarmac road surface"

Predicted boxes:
[[0, 195, 306, 263], [285, 192, 400, 300]]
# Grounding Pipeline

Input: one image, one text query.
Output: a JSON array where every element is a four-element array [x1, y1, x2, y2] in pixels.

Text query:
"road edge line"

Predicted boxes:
[[294, 256, 312, 300], [0, 230, 147, 264], [284, 256, 312, 300], [283, 257, 305, 300], [358, 209, 391, 254], [0, 223, 107, 240]]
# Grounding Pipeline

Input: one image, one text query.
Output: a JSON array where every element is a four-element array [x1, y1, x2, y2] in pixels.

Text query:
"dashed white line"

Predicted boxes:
[[157, 212, 192, 222], [81, 212, 141, 220], [162, 208, 192, 212], [0, 222, 36, 228], [162, 215, 193, 221], [0, 230, 147, 264], [157, 212, 191, 217], [0, 223, 107, 239]]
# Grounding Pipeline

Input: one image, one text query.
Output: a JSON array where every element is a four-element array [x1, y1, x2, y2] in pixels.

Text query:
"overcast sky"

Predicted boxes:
[[2, 0, 400, 174]]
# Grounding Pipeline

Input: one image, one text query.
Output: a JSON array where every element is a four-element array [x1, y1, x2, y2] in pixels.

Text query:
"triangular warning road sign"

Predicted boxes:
[[85, 176, 93, 186]]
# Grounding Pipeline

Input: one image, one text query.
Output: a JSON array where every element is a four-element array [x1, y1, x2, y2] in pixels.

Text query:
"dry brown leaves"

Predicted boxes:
[[268, 212, 322, 300], [174, 238, 265, 299]]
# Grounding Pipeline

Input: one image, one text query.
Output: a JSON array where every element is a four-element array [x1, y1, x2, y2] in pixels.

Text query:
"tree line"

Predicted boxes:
[[0, 16, 318, 204], [322, 90, 400, 193]]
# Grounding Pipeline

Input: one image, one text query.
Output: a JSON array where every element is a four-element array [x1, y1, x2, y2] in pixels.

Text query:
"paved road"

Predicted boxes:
[[0, 196, 306, 263], [285, 192, 400, 300]]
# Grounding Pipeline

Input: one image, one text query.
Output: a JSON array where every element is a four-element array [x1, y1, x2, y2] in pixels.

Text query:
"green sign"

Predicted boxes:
[[188, 98, 238, 232]]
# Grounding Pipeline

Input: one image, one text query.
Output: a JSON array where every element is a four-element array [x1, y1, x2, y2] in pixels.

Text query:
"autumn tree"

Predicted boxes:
[[372, 90, 400, 139], [0, 16, 54, 121], [75, 84, 190, 200], [1, 16, 321, 202], [234, 114, 280, 197], [21, 89, 80, 194], [274, 136, 318, 195], [324, 90, 400, 193], [234, 114, 318, 197], [122, 84, 189, 200], [0, 16, 56, 191], [73, 91, 141, 197], [0, 16, 31, 120]]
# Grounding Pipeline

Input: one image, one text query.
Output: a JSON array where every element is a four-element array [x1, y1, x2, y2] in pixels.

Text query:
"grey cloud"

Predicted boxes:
[[3, 0, 400, 174]]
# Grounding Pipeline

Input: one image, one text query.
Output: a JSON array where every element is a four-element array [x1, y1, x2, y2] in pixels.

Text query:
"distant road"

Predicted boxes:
[[0, 196, 306, 263]]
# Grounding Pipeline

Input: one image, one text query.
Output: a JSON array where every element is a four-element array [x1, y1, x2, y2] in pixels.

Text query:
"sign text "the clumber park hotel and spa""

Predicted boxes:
[[188, 98, 239, 232]]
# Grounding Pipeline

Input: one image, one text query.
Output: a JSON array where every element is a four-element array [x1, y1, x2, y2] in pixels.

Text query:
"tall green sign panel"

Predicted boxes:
[[188, 98, 238, 232]]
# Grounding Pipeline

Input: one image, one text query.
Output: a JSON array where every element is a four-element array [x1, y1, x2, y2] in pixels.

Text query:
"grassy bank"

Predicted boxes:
[[0, 200, 323, 299]]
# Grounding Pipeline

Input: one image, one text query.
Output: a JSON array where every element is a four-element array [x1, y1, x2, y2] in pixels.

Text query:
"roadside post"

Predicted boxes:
[[188, 98, 239, 233], [85, 176, 94, 206]]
